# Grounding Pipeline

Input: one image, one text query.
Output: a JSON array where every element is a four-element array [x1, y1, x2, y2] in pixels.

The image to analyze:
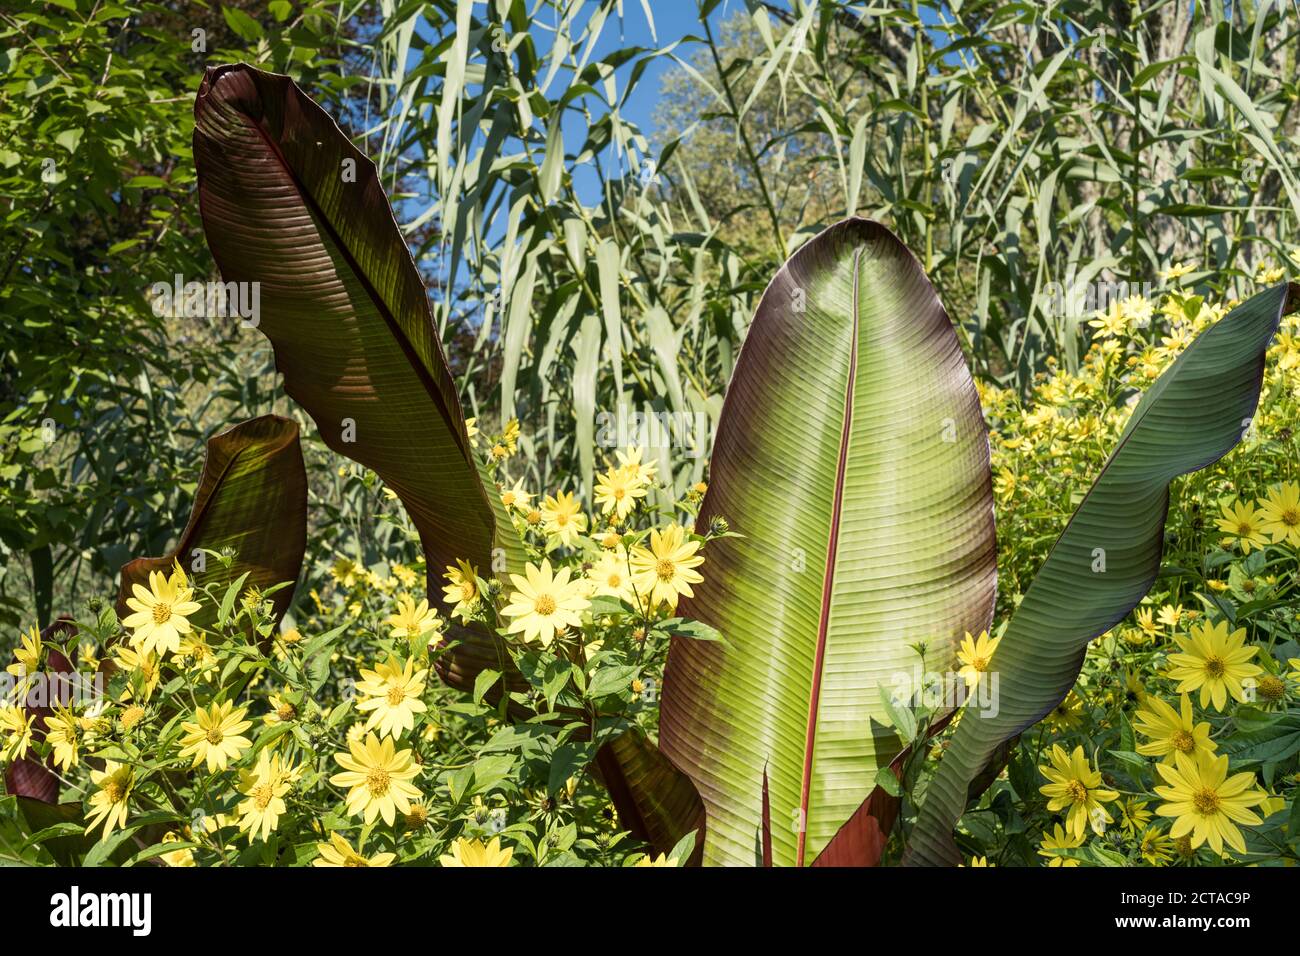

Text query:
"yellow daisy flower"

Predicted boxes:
[[955, 630, 1000, 689], [586, 550, 635, 604], [1088, 300, 1128, 338], [0, 704, 34, 760], [616, 446, 658, 483], [1156, 604, 1185, 630], [120, 565, 202, 657], [85, 760, 133, 838], [5, 624, 42, 687], [1257, 481, 1300, 547], [313, 832, 395, 867], [1154, 751, 1267, 855], [158, 831, 196, 867], [594, 466, 647, 520], [540, 491, 588, 548], [111, 645, 161, 702], [236, 750, 294, 842], [1037, 824, 1083, 867], [330, 732, 422, 826], [629, 523, 704, 610], [1137, 827, 1173, 865], [1215, 498, 1270, 553], [499, 477, 534, 513], [634, 852, 681, 867], [441, 560, 480, 621], [383, 595, 441, 640], [1133, 607, 1161, 641], [1118, 798, 1152, 836], [44, 707, 83, 771], [1038, 744, 1119, 838], [501, 559, 590, 647], [439, 836, 513, 867], [178, 700, 253, 773], [1134, 694, 1217, 763], [355, 655, 429, 738], [1166, 619, 1261, 711], [1045, 690, 1084, 732]]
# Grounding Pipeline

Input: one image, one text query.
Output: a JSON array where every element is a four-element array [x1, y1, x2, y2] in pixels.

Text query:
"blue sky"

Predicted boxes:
[[605, 1, 717, 133], [558, 0, 729, 202]]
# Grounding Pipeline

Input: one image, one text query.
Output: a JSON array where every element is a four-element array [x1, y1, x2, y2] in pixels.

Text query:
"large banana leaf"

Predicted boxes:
[[114, 415, 307, 626], [657, 218, 997, 866], [905, 282, 1297, 866], [192, 64, 525, 611]]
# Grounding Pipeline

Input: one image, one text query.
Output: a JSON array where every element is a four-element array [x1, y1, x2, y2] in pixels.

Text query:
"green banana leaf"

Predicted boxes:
[[114, 415, 307, 627], [656, 218, 997, 866], [905, 281, 1296, 866], [192, 64, 525, 616]]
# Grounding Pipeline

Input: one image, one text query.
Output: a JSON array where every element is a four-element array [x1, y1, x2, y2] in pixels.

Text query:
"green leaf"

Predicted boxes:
[[588, 664, 639, 700], [302, 622, 348, 693], [878, 685, 918, 745], [115, 416, 307, 630], [82, 827, 137, 867], [658, 618, 723, 642], [472, 668, 501, 704], [874, 766, 903, 797], [221, 6, 265, 41], [906, 282, 1295, 866], [217, 571, 251, 628], [657, 219, 996, 866]]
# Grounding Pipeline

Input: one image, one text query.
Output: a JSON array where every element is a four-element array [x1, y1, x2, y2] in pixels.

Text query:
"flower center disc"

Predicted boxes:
[[367, 768, 391, 796], [1193, 788, 1221, 815]]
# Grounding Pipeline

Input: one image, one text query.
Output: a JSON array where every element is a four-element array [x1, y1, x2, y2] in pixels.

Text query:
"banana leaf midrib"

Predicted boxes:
[[796, 244, 862, 867]]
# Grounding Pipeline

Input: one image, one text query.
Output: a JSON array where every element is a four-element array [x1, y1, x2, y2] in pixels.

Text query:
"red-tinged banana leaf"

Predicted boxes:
[[192, 64, 526, 618], [4, 620, 76, 803], [655, 218, 997, 866], [114, 415, 307, 627], [593, 728, 705, 864], [905, 282, 1297, 866], [810, 710, 960, 866], [810, 749, 902, 867]]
